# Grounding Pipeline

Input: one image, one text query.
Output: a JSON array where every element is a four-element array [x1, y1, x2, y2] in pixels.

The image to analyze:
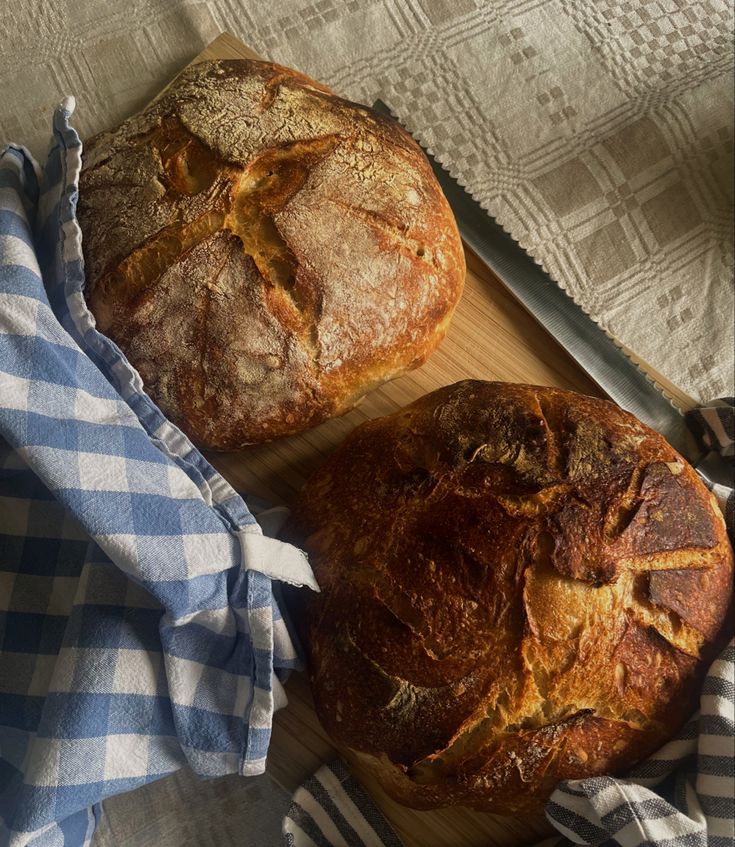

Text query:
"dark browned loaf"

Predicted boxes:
[[77, 59, 465, 449], [284, 381, 733, 814]]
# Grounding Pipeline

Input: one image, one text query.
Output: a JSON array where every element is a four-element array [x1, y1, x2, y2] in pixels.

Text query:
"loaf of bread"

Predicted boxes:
[[77, 59, 464, 450], [284, 381, 733, 814]]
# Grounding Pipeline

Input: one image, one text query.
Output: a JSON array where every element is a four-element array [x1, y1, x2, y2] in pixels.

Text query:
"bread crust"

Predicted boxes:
[[78, 59, 465, 449], [284, 381, 734, 813]]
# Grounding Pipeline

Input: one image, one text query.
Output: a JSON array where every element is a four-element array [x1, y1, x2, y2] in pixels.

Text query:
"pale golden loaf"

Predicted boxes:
[[78, 59, 465, 449], [284, 381, 734, 814]]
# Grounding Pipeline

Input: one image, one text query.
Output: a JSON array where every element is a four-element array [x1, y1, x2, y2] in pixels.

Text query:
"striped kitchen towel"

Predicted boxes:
[[284, 759, 405, 847], [0, 100, 317, 847], [537, 639, 735, 847], [283, 409, 734, 844]]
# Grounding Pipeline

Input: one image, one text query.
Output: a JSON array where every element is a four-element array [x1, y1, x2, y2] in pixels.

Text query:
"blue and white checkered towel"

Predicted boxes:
[[0, 100, 317, 846]]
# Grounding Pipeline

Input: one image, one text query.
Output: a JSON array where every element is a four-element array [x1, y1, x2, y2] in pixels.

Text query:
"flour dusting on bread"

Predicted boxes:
[[78, 59, 465, 449]]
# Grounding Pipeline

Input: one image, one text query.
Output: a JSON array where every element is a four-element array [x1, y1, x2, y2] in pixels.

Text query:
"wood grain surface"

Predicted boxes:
[[163, 32, 681, 847]]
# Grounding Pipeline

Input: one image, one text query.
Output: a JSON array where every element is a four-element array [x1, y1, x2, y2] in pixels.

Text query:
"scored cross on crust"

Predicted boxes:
[[78, 59, 465, 449]]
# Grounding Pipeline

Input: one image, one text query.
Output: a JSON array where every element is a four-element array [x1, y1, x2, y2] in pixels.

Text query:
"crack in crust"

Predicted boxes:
[[78, 59, 466, 449], [89, 127, 340, 339], [285, 381, 734, 814]]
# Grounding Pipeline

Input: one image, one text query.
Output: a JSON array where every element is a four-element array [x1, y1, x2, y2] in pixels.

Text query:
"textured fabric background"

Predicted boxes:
[[0, 2, 733, 845], [0, 0, 733, 401]]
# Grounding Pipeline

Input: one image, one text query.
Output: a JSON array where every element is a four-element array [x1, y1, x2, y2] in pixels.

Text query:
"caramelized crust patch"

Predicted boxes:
[[284, 381, 734, 814]]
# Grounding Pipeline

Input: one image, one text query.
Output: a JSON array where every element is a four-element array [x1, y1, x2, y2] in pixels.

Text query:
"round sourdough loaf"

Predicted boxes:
[[284, 381, 733, 814], [78, 59, 464, 449]]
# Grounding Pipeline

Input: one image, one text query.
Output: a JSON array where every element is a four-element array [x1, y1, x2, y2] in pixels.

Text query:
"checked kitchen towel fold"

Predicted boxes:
[[284, 405, 734, 846], [0, 100, 317, 846]]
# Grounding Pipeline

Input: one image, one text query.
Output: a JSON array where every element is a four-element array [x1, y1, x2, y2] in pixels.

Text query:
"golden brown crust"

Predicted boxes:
[[78, 59, 465, 449], [283, 381, 734, 814]]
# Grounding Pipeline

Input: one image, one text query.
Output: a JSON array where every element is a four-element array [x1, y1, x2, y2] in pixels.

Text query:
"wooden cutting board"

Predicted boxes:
[[161, 32, 691, 847]]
